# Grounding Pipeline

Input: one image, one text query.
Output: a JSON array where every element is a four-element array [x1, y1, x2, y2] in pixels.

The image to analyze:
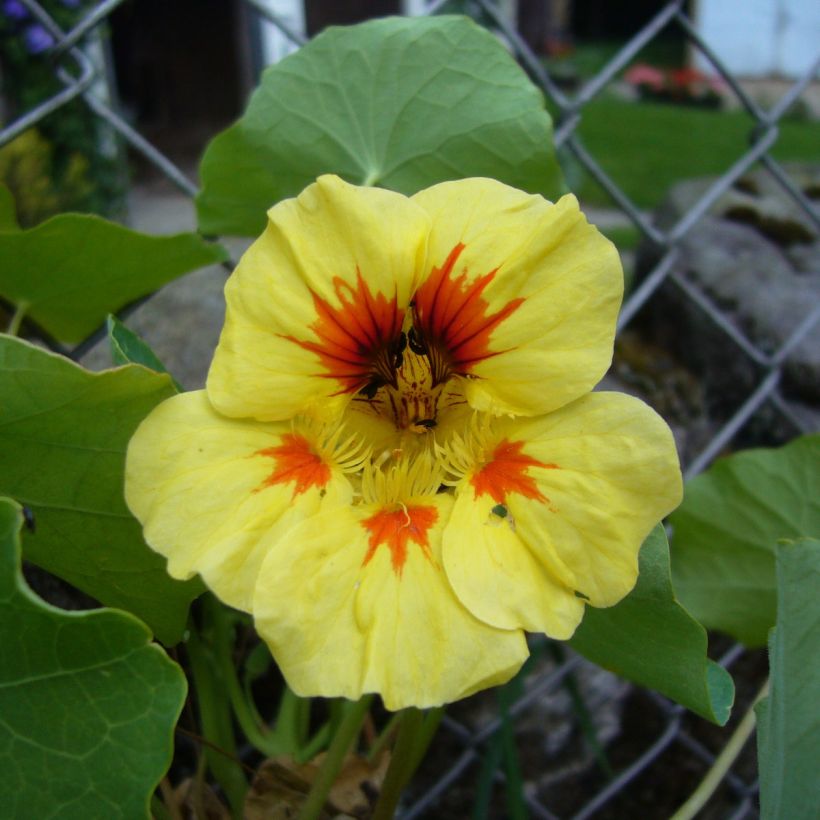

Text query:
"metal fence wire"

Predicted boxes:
[[2, 0, 818, 817]]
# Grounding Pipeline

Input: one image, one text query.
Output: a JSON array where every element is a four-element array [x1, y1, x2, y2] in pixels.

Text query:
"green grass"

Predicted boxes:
[[600, 224, 642, 251], [561, 99, 820, 208]]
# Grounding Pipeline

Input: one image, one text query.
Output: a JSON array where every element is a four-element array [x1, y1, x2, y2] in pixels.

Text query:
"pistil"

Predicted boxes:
[[354, 341, 466, 434]]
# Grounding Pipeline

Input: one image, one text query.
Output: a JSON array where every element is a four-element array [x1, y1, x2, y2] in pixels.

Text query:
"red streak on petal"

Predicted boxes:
[[471, 439, 558, 505], [254, 433, 331, 498], [413, 244, 524, 381], [361, 504, 438, 576], [284, 270, 403, 394]]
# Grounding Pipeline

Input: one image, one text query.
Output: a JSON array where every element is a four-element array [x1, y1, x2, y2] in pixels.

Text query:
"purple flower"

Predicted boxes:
[[3, 0, 29, 20], [23, 23, 54, 53]]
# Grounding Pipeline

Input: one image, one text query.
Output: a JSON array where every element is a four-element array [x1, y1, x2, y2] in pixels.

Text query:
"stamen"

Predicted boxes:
[[435, 412, 495, 486], [345, 305, 470, 441], [361, 450, 442, 505], [295, 416, 370, 474]]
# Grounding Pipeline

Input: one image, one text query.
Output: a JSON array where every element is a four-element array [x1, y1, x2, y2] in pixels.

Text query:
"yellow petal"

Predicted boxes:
[[125, 391, 353, 612], [445, 393, 682, 625], [411, 178, 622, 416], [207, 175, 431, 421], [252, 495, 528, 710], [443, 490, 585, 638]]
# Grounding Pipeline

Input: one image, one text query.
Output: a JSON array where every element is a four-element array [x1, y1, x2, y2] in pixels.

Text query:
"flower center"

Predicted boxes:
[[352, 327, 467, 434]]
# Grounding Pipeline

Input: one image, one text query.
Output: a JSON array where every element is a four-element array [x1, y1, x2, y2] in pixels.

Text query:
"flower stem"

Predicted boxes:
[[6, 301, 28, 336], [150, 794, 173, 820], [186, 604, 248, 818], [367, 712, 401, 764], [275, 685, 311, 757], [372, 707, 443, 820], [210, 608, 295, 759], [670, 678, 769, 820], [297, 695, 373, 820]]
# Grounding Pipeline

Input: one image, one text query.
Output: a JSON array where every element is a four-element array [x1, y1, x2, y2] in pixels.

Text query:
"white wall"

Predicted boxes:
[[694, 0, 820, 78], [255, 0, 306, 66]]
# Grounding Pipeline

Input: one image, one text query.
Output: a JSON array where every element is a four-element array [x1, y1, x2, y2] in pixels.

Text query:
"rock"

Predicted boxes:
[[80, 263, 230, 389], [723, 189, 816, 245], [637, 167, 820, 412], [599, 340, 715, 466], [788, 240, 820, 275], [80, 180, 250, 388], [648, 164, 820, 248]]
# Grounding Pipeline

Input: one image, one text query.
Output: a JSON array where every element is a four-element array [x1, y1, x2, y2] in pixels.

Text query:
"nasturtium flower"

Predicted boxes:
[[125, 175, 682, 710]]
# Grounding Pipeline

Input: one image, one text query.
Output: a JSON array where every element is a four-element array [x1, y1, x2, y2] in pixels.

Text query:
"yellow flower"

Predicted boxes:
[[125, 175, 682, 710]]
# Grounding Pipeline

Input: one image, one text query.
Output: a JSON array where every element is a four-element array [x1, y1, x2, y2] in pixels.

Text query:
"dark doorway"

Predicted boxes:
[[109, 0, 244, 170], [304, 0, 401, 37]]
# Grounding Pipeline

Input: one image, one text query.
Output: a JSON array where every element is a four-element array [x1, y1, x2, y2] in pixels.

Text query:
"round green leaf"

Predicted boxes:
[[570, 525, 734, 725], [0, 213, 227, 343], [756, 538, 820, 820], [0, 335, 201, 644], [196, 15, 563, 236], [670, 435, 820, 647], [0, 497, 187, 820]]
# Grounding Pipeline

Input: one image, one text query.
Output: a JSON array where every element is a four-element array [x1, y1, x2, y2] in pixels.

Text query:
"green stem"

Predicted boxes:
[[372, 708, 443, 820], [361, 169, 380, 186], [297, 695, 373, 820], [274, 685, 311, 755], [670, 679, 769, 820], [367, 712, 401, 764], [150, 794, 173, 820], [241, 671, 268, 731], [404, 708, 443, 781], [499, 699, 527, 820], [549, 642, 613, 779], [6, 301, 28, 336], [227, 667, 283, 757], [296, 721, 331, 764], [192, 742, 209, 820], [211, 611, 293, 759], [186, 609, 248, 818]]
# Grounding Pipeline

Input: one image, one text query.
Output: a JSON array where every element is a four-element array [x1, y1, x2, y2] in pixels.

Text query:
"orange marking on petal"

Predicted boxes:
[[254, 433, 331, 498], [413, 244, 524, 384], [471, 439, 557, 505], [361, 504, 438, 576], [284, 270, 404, 394]]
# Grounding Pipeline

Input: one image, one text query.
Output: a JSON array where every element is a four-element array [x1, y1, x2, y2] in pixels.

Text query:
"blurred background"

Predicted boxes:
[[2, 0, 818, 225]]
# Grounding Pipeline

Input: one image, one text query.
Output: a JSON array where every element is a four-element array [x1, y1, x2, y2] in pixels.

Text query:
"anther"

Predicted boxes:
[[407, 326, 427, 356]]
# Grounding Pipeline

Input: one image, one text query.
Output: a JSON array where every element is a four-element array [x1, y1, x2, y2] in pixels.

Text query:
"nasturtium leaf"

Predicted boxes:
[[756, 538, 820, 820], [570, 525, 734, 725], [0, 335, 201, 644], [670, 435, 820, 647], [196, 15, 563, 236], [0, 497, 187, 820], [0, 213, 228, 342], [107, 315, 182, 390], [0, 183, 18, 231]]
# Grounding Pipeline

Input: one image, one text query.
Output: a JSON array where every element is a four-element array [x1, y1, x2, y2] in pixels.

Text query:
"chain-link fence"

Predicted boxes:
[[2, 0, 818, 817]]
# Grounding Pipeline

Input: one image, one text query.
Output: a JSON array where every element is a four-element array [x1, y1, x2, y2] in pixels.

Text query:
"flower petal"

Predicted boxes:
[[443, 490, 585, 637], [252, 496, 528, 710], [207, 175, 431, 421], [411, 178, 622, 416], [125, 391, 352, 612], [443, 393, 682, 634]]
